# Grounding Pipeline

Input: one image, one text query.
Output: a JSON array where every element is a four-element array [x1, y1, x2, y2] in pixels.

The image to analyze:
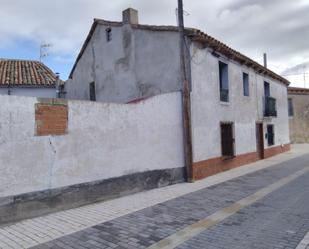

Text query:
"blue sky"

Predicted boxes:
[[1, 0, 309, 86], [0, 39, 74, 80]]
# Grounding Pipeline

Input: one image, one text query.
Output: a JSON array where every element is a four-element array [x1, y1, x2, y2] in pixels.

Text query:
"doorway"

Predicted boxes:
[[256, 123, 264, 159], [220, 122, 235, 158]]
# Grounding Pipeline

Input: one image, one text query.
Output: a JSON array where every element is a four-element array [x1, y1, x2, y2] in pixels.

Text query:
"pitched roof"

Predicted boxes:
[[69, 19, 290, 86], [0, 59, 57, 87], [288, 87, 309, 95]]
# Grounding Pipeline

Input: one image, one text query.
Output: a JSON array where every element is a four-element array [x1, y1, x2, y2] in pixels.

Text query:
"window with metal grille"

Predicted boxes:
[[243, 73, 249, 96], [89, 82, 96, 101], [220, 122, 235, 157], [288, 98, 294, 117], [219, 61, 229, 102], [267, 124, 275, 146], [263, 82, 277, 117]]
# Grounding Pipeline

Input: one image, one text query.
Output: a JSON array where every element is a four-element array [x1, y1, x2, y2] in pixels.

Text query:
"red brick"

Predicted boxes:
[[193, 144, 291, 180], [35, 103, 68, 136]]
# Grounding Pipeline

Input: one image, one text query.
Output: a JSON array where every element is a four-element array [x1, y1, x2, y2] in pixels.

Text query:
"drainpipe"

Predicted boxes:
[[55, 73, 60, 98], [178, 0, 194, 183]]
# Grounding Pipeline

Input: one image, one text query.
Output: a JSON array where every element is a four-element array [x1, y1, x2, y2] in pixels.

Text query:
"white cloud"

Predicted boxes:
[[0, 0, 308, 80]]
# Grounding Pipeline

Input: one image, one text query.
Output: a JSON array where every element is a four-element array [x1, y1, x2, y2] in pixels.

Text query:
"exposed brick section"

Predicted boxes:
[[193, 152, 259, 180], [35, 102, 68, 136], [264, 143, 291, 159], [193, 144, 291, 180]]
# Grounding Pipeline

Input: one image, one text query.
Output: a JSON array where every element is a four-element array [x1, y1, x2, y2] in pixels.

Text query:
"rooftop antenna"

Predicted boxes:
[[40, 42, 52, 62]]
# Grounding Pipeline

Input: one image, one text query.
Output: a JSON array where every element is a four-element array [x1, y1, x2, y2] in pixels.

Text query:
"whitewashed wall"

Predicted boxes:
[[0, 92, 184, 198], [190, 43, 290, 162], [0, 88, 56, 98]]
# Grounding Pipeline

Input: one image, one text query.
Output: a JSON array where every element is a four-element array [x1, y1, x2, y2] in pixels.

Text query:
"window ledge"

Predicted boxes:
[[220, 101, 230, 106]]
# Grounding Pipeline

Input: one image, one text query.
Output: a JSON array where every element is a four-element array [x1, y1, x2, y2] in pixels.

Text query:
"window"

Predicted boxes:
[[220, 122, 235, 157], [264, 82, 277, 117], [288, 98, 294, 117], [219, 61, 229, 102], [264, 82, 270, 97], [267, 124, 275, 146], [106, 28, 112, 42], [89, 82, 96, 101], [243, 73, 249, 96]]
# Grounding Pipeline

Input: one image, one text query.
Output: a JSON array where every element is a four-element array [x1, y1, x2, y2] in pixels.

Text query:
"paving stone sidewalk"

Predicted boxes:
[[1, 145, 308, 249], [296, 232, 309, 249], [176, 169, 309, 249], [27, 152, 309, 249]]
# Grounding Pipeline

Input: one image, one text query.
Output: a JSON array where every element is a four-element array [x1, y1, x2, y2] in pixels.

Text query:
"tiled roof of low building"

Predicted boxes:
[[0, 59, 57, 87], [288, 87, 309, 95], [69, 19, 290, 86]]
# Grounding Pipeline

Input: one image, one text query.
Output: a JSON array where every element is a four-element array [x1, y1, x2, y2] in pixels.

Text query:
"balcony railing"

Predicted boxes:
[[264, 96, 277, 117]]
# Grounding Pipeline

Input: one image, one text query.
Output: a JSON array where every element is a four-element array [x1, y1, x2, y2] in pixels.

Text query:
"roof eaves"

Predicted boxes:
[[68, 20, 290, 86], [186, 28, 290, 86], [288, 87, 309, 95], [0, 84, 56, 88]]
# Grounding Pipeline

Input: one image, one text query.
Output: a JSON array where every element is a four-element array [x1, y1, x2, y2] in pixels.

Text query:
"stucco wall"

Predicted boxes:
[[190, 43, 290, 162], [0, 92, 184, 198], [66, 24, 181, 103], [0, 87, 56, 98], [289, 94, 309, 143]]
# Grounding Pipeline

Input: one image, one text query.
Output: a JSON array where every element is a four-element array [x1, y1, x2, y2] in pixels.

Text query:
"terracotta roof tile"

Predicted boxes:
[[69, 19, 290, 86], [288, 87, 309, 95], [0, 59, 57, 87]]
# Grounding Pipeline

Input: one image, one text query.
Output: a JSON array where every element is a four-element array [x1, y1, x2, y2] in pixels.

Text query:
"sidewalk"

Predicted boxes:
[[296, 232, 309, 249], [0, 144, 308, 249]]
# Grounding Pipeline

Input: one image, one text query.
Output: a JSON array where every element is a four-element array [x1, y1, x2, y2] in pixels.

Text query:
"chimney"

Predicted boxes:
[[263, 53, 267, 68], [122, 8, 139, 25]]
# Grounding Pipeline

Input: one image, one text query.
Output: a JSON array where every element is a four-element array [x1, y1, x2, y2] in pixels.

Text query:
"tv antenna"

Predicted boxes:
[[40, 42, 52, 62]]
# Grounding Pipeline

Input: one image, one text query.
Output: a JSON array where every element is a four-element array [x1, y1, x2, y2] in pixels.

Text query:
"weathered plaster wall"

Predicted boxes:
[[289, 94, 309, 143], [190, 43, 290, 163], [66, 24, 181, 103], [0, 92, 184, 198], [256, 75, 290, 149], [0, 87, 56, 98]]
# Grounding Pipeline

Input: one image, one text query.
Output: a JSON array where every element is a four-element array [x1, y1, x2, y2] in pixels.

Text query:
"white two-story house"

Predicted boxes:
[[66, 8, 290, 180]]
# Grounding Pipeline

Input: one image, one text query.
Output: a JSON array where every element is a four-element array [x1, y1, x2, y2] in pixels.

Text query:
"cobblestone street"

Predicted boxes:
[[1, 146, 309, 249]]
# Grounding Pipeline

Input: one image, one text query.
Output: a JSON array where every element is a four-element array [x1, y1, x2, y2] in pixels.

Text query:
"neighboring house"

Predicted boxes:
[[66, 8, 291, 179], [288, 87, 309, 143], [0, 59, 58, 98]]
